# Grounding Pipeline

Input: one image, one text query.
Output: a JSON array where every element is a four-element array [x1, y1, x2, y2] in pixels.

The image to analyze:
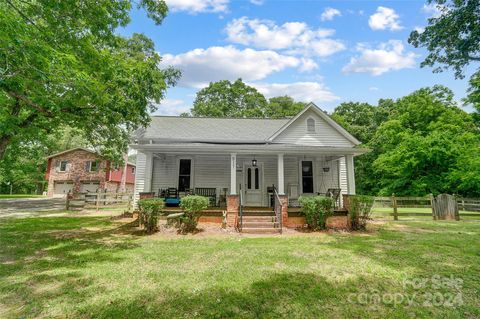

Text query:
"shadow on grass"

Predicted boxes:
[[0, 217, 142, 315]]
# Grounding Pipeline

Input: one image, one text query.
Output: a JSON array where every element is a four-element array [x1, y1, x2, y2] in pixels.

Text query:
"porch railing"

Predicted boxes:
[[273, 185, 283, 234], [239, 183, 244, 231]]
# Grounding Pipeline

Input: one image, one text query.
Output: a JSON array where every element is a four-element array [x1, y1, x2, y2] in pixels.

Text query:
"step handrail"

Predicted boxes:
[[239, 183, 243, 232], [273, 184, 283, 234]]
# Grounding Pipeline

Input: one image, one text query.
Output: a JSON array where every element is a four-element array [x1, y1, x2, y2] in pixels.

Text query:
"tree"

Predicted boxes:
[[408, 0, 480, 111], [190, 79, 308, 118], [191, 79, 268, 117], [370, 86, 480, 196], [265, 96, 306, 118], [0, 0, 179, 161]]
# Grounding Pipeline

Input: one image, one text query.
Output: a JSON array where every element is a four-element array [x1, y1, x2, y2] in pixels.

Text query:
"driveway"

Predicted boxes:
[[0, 197, 66, 218]]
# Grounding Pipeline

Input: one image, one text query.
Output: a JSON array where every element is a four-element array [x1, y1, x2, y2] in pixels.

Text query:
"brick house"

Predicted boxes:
[[45, 148, 135, 197]]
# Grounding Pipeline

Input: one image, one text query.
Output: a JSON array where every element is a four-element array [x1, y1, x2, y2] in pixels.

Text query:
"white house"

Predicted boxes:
[[131, 103, 368, 232]]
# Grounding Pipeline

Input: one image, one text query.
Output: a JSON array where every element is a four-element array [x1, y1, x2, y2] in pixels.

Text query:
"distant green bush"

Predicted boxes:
[[179, 195, 209, 233], [138, 198, 164, 233], [348, 195, 374, 230], [299, 196, 334, 230]]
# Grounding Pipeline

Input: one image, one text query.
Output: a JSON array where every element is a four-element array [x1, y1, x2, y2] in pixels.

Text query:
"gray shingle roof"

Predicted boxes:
[[137, 116, 290, 143]]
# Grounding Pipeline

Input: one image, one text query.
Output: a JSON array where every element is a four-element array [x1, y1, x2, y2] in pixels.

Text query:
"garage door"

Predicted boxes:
[[80, 181, 100, 193], [54, 181, 74, 196]]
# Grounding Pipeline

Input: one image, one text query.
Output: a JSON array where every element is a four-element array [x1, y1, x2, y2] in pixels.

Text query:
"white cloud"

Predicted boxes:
[[250, 0, 264, 5], [414, 26, 425, 33], [161, 46, 309, 88], [225, 17, 345, 57], [154, 98, 190, 115], [251, 82, 339, 103], [320, 7, 341, 21], [369, 86, 379, 91], [368, 7, 403, 31], [342, 40, 417, 76], [421, 3, 444, 18], [165, 0, 228, 13]]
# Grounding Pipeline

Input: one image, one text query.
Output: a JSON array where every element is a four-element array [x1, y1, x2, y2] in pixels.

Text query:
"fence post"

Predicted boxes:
[[392, 193, 398, 220], [96, 190, 100, 212], [430, 193, 436, 220], [66, 193, 70, 211]]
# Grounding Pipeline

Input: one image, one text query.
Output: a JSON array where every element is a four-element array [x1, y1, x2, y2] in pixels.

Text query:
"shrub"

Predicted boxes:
[[299, 196, 334, 230], [179, 195, 209, 233], [138, 198, 164, 233], [348, 195, 374, 231]]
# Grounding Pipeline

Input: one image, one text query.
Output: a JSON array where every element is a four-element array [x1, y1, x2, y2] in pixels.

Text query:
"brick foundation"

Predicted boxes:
[[226, 195, 239, 227]]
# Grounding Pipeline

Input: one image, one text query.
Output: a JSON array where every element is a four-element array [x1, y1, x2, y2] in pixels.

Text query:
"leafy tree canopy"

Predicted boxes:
[[408, 0, 480, 112], [191, 79, 306, 118], [334, 86, 480, 197], [0, 0, 179, 161]]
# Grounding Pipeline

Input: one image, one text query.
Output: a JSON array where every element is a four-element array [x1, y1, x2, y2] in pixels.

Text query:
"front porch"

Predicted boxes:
[[136, 149, 358, 230]]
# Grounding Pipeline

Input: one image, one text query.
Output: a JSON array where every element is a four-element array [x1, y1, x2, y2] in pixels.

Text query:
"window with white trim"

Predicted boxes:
[[178, 159, 191, 191], [301, 161, 314, 193], [86, 161, 99, 172], [59, 161, 68, 172]]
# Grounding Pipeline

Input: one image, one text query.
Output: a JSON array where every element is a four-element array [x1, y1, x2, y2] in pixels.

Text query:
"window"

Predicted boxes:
[[59, 161, 68, 172], [301, 161, 314, 193], [178, 159, 191, 191], [247, 168, 252, 189], [307, 118, 315, 133], [131, 167, 135, 174], [254, 168, 259, 190], [86, 161, 99, 172]]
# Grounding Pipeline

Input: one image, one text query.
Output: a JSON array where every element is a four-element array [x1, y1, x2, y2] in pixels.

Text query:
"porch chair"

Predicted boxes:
[[325, 188, 341, 209], [164, 187, 181, 206]]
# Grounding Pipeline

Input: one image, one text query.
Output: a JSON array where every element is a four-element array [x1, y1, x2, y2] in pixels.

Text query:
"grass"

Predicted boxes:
[[0, 194, 46, 200], [0, 215, 479, 318]]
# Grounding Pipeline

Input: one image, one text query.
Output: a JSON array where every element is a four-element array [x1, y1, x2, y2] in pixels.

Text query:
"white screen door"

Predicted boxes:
[[244, 165, 262, 206]]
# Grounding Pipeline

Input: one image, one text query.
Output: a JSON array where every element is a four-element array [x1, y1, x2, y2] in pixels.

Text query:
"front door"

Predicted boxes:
[[244, 165, 263, 206]]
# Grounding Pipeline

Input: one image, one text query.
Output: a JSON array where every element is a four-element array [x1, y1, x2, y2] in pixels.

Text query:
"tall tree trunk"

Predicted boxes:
[[0, 136, 11, 160]]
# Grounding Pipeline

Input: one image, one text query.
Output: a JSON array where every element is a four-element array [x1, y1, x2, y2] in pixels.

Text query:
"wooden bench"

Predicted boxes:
[[194, 187, 217, 206]]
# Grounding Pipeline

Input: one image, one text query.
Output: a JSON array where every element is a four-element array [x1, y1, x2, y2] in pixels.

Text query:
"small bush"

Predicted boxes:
[[179, 195, 209, 233], [348, 195, 374, 231], [299, 196, 334, 230], [138, 198, 164, 233]]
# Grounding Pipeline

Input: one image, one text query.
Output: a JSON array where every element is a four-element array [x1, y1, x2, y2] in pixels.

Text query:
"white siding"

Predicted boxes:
[[146, 153, 345, 206], [339, 157, 347, 206], [133, 152, 147, 206], [273, 110, 355, 147]]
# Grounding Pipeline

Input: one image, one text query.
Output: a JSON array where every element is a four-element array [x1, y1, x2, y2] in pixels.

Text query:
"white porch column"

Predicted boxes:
[[144, 152, 153, 192], [345, 154, 356, 195], [277, 153, 285, 195], [230, 153, 237, 195]]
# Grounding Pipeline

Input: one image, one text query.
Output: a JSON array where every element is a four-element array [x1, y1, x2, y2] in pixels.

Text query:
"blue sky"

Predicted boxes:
[[119, 0, 473, 115]]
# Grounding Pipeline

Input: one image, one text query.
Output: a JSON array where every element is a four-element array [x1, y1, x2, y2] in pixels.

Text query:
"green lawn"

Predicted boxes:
[[0, 215, 479, 318], [0, 194, 46, 200]]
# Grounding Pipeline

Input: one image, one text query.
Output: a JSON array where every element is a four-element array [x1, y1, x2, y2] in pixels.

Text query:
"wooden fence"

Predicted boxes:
[[66, 192, 133, 211], [370, 194, 480, 220]]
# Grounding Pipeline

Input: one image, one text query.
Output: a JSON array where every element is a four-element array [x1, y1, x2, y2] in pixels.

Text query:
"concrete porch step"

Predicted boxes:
[[241, 216, 277, 222], [241, 227, 281, 234]]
